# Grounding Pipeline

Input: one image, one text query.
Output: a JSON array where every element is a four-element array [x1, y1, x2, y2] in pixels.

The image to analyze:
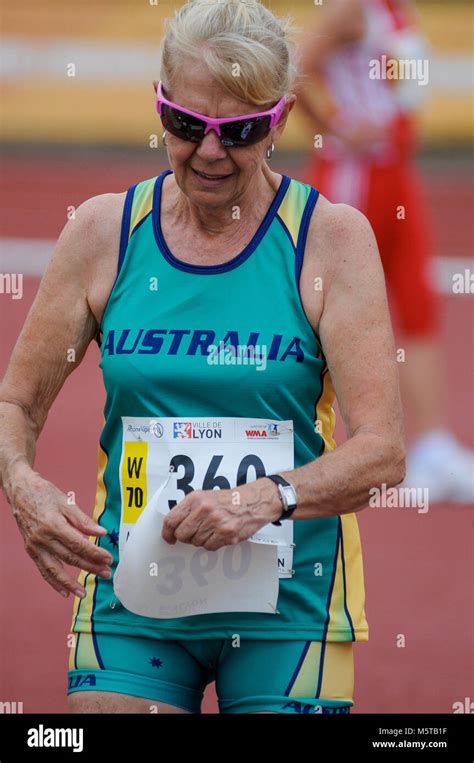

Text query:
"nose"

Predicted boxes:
[[196, 129, 228, 161]]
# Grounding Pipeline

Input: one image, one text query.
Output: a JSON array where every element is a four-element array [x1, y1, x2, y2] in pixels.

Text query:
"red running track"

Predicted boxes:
[[0, 152, 472, 713]]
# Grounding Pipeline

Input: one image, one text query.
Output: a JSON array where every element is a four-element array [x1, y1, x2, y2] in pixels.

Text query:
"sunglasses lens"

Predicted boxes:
[[220, 116, 271, 147], [160, 100, 272, 148], [161, 104, 205, 142]]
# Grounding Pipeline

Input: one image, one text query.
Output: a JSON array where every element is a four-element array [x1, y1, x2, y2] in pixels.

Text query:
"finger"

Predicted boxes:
[[188, 526, 215, 548], [47, 539, 113, 579], [202, 534, 223, 552], [202, 528, 242, 551], [64, 503, 109, 538], [162, 497, 194, 542], [174, 514, 210, 544], [31, 548, 87, 599], [52, 517, 113, 567]]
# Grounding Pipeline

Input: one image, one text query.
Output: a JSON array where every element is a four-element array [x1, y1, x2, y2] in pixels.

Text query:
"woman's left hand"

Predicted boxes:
[[161, 480, 282, 551]]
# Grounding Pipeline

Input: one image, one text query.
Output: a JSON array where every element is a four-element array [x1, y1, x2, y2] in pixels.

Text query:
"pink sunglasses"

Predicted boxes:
[[156, 80, 286, 147]]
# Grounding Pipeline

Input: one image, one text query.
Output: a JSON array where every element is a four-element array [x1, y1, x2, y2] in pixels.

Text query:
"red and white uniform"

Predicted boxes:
[[304, 0, 437, 336]]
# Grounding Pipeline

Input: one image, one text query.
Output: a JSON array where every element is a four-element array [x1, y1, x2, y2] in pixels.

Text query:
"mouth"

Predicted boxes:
[[191, 167, 233, 184]]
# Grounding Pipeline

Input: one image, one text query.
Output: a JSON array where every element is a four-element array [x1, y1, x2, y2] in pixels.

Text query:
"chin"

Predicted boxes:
[[187, 176, 236, 203]]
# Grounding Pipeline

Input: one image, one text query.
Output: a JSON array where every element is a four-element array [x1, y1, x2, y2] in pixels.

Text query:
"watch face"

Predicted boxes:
[[280, 484, 297, 510]]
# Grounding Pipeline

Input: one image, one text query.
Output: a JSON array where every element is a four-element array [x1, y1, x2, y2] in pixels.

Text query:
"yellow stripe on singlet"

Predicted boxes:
[[313, 365, 368, 641], [287, 641, 323, 696], [288, 642, 354, 702], [315, 366, 337, 452], [319, 642, 354, 701], [70, 426, 109, 636], [68, 632, 102, 671], [277, 179, 312, 248], [339, 513, 368, 636], [128, 177, 157, 237], [327, 526, 354, 635]]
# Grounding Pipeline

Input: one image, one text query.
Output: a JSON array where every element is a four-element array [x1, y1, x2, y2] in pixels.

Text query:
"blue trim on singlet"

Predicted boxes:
[[275, 213, 297, 253], [130, 210, 152, 238], [315, 639, 327, 699], [152, 170, 291, 274], [321, 518, 343, 644], [118, 183, 137, 276], [95, 183, 137, 345], [73, 438, 111, 636], [340, 529, 356, 641], [290, 187, 321, 349], [295, 187, 319, 288], [74, 633, 80, 670], [91, 629, 105, 670], [89, 438, 111, 671]]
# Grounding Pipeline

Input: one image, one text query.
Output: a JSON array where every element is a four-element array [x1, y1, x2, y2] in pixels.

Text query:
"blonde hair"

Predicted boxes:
[[158, 0, 298, 107]]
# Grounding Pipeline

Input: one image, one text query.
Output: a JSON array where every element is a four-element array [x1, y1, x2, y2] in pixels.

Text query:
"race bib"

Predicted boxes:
[[118, 417, 294, 577], [113, 417, 295, 619]]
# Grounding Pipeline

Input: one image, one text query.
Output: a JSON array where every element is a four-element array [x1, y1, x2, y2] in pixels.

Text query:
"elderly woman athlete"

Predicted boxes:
[[0, 0, 404, 715]]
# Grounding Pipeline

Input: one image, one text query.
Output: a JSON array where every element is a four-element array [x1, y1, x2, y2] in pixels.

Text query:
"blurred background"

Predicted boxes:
[[1, 0, 472, 714]]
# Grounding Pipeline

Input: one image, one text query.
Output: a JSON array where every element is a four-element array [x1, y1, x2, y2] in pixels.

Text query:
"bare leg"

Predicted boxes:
[[68, 691, 191, 714], [399, 337, 444, 436], [398, 336, 473, 500]]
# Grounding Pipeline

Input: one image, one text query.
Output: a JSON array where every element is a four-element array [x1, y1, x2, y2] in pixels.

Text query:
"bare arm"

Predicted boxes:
[[0, 194, 121, 597], [277, 200, 405, 518]]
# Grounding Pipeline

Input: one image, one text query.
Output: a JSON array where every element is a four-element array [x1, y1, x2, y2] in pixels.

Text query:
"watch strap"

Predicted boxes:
[[266, 474, 297, 525]]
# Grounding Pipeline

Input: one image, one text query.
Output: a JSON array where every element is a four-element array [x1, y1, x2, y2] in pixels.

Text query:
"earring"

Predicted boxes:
[[162, 130, 168, 147], [266, 142, 275, 160]]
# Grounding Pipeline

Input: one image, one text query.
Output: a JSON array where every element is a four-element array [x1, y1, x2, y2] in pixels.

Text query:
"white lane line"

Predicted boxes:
[[1, 37, 472, 94], [0, 237, 472, 295], [0, 238, 53, 277], [1, 37, 158, 82]]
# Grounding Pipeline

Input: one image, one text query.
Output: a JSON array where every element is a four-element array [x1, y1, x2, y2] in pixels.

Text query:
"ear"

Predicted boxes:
[[153, 79, 159, 95]]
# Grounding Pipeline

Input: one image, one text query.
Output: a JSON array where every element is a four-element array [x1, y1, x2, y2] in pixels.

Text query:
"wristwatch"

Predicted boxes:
[[266, 474, 298, 525]]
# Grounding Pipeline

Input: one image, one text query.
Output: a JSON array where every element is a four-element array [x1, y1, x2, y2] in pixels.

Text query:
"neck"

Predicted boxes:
[[170, 164, 281, 238]]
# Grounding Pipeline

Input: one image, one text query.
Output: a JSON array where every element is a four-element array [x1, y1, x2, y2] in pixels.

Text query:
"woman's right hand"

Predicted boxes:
[[8, 463, 113, 599]]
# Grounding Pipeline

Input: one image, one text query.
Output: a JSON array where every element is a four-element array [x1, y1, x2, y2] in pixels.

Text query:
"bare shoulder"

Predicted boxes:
[[307, 194, 380, 280], [54, 191, 127, 325], [300, 194, 383, 330], [310, 193, 375, 245], [58, 191, 126, 264]]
